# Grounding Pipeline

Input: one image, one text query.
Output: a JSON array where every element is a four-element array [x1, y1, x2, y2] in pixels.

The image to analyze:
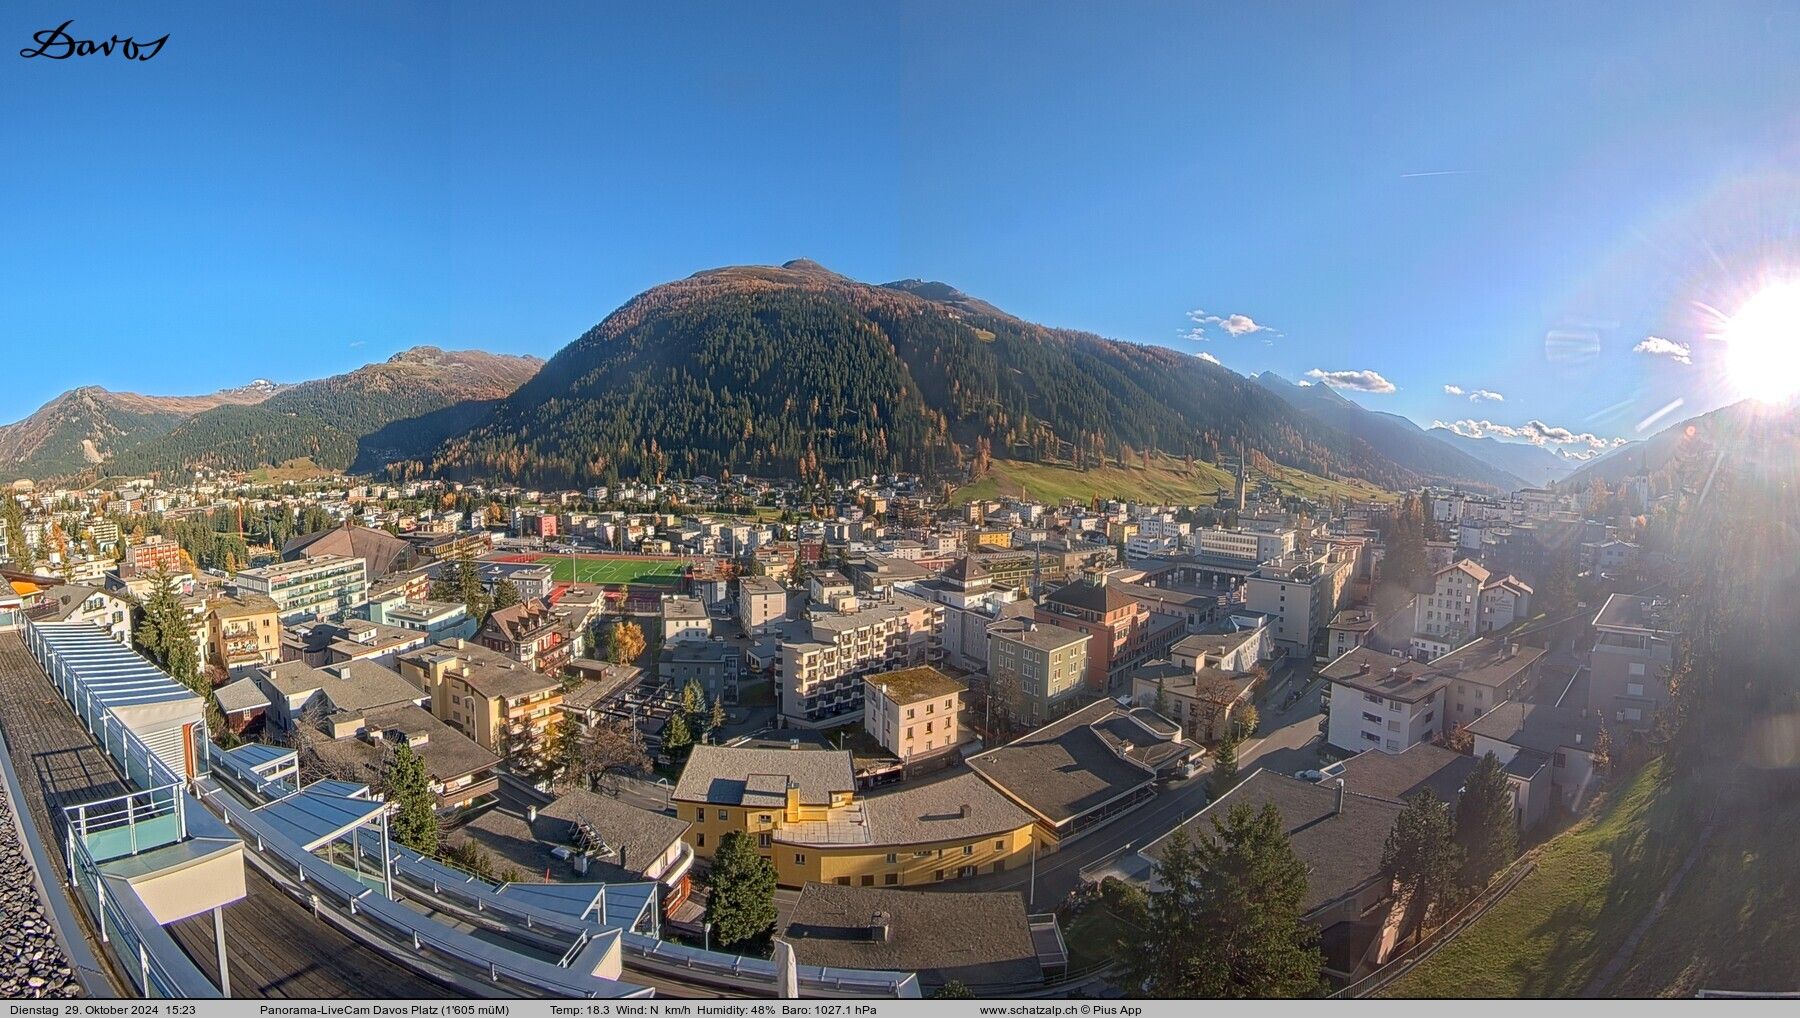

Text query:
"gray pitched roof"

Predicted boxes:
[[1142, 770, 1403, 915], [1467, 701, 1602, 756], [1337, 743, 1480, 804], [537, 788, 690, 874], [780, 883, 1043, 990]]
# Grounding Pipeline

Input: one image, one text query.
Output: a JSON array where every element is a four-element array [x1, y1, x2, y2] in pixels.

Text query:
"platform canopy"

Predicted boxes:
[[494, 880, 658, 931], [254, 787, 387, 852]]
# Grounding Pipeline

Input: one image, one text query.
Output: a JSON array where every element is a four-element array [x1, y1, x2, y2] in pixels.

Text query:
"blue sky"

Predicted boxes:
[[5, 2, 1798, 458]]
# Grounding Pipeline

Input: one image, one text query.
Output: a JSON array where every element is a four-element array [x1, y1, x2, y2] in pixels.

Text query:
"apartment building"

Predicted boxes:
[[1243, 549, 1353, 656], [862, 665, 965, 762], [1410, 559, 1532, 661], [1036, 572, 1152, 695], [1324, 637, 1545, 754], [737, 575, 787, 632], [660, 595, 711, 643], [779, 591, 943, 727], [397, 639, 565, 757], [911, 555, 1028, 672], [1192, 525, 1297, 566], [121, 535, 184, 577], [984, 618, 1091, 726], [234, 554, 369, 624], [208, 593, 283, 679], [1587, 593, 1677, 728], [672, 746, 1035, 888], [478, 597, 573, 675]]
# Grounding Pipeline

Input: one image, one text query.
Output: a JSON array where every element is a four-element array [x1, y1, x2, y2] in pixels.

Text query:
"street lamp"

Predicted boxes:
[[703, 920, 712, 952]]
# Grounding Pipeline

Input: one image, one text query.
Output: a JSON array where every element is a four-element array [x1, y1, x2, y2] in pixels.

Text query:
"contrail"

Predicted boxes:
[[1400, 169, 1477, 178]]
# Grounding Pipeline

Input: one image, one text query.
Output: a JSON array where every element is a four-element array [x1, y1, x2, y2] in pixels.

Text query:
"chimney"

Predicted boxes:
[[959, 803, 971, 819], [526, 805, 537, 822], [1335, 778, 1346, 817], [869, 911, 892, 943], [1575, 733, 1582, 746]]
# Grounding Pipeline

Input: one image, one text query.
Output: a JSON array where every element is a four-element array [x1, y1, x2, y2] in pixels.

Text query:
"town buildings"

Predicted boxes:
[[671, 746, 1036, 888], [398, 639, 565, 757], [207, 593, 283, 678], [1323, 637, 1545, 754], [234, 554, 369, 624], [1409, 559, 1532, 661], [984, 618, 1092, 727], [1035, 572, 1152, 695], [861, 665, 965, 763], [778, 591, 943, 728], [1587, 593, 1678, 729]]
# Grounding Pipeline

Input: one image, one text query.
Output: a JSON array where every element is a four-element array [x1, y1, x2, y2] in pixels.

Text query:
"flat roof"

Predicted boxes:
[[1593, 593, 1679, 635], [864, 665, 965, 705], [966, 700, 1159, 828]]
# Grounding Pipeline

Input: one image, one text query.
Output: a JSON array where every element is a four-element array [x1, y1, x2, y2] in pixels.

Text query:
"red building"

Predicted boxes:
[[1036, 572, 1152, 696], [122, 535, 184, 576]]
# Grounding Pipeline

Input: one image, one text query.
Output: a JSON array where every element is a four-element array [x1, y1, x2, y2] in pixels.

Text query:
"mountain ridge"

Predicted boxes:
[[426, 260, 1504, 492]]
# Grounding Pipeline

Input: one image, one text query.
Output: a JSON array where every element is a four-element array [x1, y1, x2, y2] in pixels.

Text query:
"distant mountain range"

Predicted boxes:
[[1426, 427, 1579, 488], [1249, 372, 1532, 492], [0, 348, 540, 482], [427, 259, 1503, 492], [10, 261, 1626, 496]]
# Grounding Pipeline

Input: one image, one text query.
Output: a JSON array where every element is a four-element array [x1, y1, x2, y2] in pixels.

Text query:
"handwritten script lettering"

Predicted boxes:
[[20, 20, 167, 60]]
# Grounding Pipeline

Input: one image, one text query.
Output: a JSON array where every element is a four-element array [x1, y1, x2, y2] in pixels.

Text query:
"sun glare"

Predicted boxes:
[[1722, 279, 1800, 403]]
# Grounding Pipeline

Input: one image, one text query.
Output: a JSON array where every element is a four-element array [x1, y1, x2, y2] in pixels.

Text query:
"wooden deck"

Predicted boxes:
[[0, 633, 454, 999]]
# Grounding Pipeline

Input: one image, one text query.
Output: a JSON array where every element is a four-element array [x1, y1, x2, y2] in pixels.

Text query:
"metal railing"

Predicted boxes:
[[64, 799, 218, 998], [64, 783, 188, 864]]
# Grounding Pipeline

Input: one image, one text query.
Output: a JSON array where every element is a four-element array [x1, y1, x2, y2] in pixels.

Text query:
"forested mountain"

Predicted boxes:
[[1252, 371, 1528, 492], [0, 381, 284, 479], [1560, 398, 1784, 490], [429, 260, 1450, 490], [98, 348, 540, 479], [1427, 427, 1577, 487]]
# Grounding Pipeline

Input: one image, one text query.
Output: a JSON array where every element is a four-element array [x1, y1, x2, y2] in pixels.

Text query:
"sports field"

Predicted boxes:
[[528, 554, 690, 586]]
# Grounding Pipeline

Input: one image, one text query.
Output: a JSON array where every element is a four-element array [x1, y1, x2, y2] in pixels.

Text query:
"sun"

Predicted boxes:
[[1721, 279, 1800, 403]]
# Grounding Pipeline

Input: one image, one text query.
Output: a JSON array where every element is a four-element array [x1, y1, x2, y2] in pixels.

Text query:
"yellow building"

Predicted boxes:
[[397, 639, 563, 757], [208, 593, 283, 678], [672, 745, 1036, 888]]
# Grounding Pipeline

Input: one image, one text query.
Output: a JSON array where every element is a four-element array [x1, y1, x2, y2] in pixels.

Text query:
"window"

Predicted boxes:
[[835, 877, 851, 886], [1554, 752, 1568, 768], [860, 875, 874, 886], [695, 807, 706, 821], [1626, 682, 1645, 697], [934, 869, 945, 881], [795, 854, 806, 864], [995, 840, 1006, 851], [885, 853, 897, 864], [758, 833, 771, 848], [696, 833, 705, 848], [718, 809, 728, 821], [963, 844, 974, 856], [1628, 662, 1647, 677], [759, 814, 772, 824], [884, 873, 898, 885]]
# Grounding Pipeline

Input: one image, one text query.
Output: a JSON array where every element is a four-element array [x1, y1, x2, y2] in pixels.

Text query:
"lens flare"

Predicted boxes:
[[1721, 279, 1800, 403]]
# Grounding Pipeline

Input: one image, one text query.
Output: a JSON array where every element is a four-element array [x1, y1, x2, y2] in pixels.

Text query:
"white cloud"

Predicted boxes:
[[1186, 308, 1275, 340], [1433, 417, 1620, 452], [1633, 335, 1691, 364], [1195, 351, 1221, 365], [1445, 382, 1503, 402], [1306, 368, 1397, 393]]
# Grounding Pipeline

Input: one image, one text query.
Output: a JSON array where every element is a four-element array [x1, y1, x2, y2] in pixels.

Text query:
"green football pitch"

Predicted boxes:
[[536, 555, 689, 586]]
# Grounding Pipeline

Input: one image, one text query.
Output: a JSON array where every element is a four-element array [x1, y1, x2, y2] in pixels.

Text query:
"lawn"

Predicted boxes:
[[1607, 781, 1800, 996], [952, 455, 1396, 507], [1383, 760, 1692, 998], [533, 554, 690, 586]]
